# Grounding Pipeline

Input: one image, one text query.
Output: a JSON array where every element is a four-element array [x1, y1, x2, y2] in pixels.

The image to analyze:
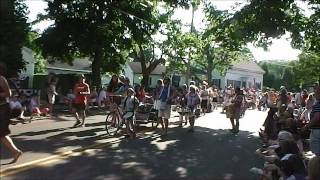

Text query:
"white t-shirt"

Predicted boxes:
[[123, 96, 138, 112], [9, 101, 22, 110]]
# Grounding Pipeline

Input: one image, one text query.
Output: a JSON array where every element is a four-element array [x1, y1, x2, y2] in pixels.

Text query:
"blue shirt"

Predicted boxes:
[[160, 86, 169, 102]]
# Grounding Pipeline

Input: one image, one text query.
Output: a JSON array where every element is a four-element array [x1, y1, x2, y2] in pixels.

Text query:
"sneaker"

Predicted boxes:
[[249, 167, 263, 175], [73, 121, 81, 127]]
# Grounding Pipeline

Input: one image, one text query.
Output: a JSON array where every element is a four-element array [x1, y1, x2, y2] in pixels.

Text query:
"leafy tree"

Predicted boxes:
[[191, 1, 252, 83], [258, 61, 300, 91], [0, 0, 29, 77], [24, 31, 46, 73], [303, 0, 320, 52], [281, 66, 295, 90], [294, 51, 320, 85], [38, 0, 191, 88], [230, 0, 306, 49], [38, 0, 159, 88]]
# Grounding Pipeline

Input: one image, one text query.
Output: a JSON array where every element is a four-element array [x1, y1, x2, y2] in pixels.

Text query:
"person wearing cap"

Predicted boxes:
[[158, 77, 176, 135], [122, 88, 139, 138], [72, 74, 90, 127], [309, 84, 320, 156]]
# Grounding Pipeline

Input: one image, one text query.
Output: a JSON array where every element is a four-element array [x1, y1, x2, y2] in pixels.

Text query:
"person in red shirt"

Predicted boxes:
[[73, 75, 90, 127]]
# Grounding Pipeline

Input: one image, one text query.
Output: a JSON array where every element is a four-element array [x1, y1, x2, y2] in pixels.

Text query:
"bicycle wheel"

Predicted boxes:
[[105, 113, 121, 135]]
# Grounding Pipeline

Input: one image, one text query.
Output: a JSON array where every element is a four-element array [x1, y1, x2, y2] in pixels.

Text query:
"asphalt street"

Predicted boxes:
[[1, 108, 267, 180]]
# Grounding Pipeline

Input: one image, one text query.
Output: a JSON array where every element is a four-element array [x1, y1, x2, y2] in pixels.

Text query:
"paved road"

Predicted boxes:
[[1, 108, 267, 180]]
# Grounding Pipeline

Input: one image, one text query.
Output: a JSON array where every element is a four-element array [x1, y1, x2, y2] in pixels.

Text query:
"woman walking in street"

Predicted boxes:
[[0, 62, 22, 163], [228, 87, 244, 133]]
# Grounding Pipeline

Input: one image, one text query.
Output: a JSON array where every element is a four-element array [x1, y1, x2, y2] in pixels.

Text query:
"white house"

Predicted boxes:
[[177, 61, 264, 90], [20, 47, 36, 88], [124, 62, 166, 88], [212, 61, 265, 89]]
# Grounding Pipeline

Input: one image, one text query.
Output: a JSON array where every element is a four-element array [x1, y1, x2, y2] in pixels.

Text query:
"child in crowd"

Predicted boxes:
[[29, 94, 49, 118], [251, 130, 305, 180], [9, 95, 26, 120], [122, 88, 139, 138], [186, 85, 200, 132]]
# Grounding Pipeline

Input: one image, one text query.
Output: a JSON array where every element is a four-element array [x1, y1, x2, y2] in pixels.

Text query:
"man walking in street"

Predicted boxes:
[[73, 74, 90, 127], [158, 77, 175, 135]]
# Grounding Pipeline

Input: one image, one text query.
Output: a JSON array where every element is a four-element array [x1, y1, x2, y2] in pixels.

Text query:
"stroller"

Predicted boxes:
[[134, 103, 159, 128]]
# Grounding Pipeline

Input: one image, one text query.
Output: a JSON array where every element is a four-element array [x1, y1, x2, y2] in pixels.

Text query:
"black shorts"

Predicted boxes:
[[201, 100, 208, 108], [212, 97, 218, 102], [73, 103, 86, 111], [0, 103, 11, 137]]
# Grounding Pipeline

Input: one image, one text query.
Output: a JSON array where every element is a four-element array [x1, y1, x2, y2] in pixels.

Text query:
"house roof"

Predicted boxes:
[[231, 61, 265, 74], [46, 58, 92, 74], [128, 62, 166, 75]]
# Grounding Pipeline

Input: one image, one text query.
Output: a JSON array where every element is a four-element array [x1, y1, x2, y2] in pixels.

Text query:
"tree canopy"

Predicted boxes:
[[294, 51, 320, 85], [28, 0, 320, 89], [0, 0, 29, 77]]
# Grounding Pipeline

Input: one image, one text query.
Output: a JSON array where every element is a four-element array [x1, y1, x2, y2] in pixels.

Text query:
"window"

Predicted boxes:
[[234, 81, 241, 88], [242, 81, 246, 88], [255, 82, 261, 89], [227, 80, 233, 87]]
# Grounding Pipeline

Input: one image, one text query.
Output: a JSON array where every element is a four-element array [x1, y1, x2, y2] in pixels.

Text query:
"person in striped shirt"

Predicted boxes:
[[309, 84, 320, 156]]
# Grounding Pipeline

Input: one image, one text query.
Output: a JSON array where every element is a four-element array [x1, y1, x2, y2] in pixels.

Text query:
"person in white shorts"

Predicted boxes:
[[158, 77, 175, 135]]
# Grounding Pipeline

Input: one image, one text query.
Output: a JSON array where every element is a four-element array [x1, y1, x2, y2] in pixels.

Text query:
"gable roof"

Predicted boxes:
[[46, 58, 92, 74], [128, 62, 165, 75], [231, 61, 265, 74]]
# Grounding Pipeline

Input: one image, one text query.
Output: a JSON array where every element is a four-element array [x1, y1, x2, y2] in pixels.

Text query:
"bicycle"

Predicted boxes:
[[105, 95, 137, 136], [105, 95, 126, 136]]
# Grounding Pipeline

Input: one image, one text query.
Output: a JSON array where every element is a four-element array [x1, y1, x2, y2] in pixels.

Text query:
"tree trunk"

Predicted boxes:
[[205, 45, 214, 86], [207, 57, 213, 85], [92, 47, 103, 89], [141, 73, 150, 89]]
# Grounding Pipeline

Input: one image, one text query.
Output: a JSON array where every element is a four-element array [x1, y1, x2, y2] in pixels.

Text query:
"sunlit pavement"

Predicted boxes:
[[1, 108, 267, 180]]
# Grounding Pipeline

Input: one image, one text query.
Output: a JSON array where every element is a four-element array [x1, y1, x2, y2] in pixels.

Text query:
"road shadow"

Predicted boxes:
[[4, 126, 263, 180]]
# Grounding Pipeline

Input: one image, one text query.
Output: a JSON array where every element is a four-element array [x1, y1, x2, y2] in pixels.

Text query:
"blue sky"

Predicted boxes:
[[25, 0, 305, 61]]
